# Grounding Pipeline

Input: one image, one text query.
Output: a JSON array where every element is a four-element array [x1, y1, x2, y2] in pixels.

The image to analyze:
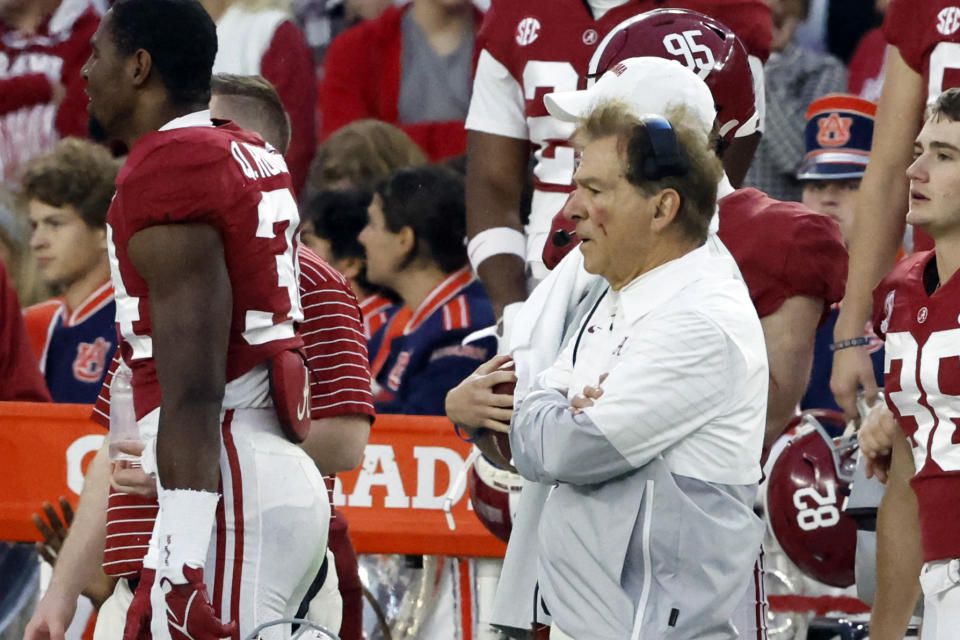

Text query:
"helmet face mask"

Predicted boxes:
[[588, 8, 758, 144], [765, 410, 860, 588]]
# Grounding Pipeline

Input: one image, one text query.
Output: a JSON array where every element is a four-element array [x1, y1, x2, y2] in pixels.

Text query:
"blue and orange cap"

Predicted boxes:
[[797, 94, 877, 181]]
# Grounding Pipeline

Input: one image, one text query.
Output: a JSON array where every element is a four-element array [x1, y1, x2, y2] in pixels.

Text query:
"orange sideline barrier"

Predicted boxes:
[[0, 402, 506, 558]]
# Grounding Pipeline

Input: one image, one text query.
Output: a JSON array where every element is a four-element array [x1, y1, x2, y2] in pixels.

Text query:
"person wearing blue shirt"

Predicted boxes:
[[360, 165, 496, 416]]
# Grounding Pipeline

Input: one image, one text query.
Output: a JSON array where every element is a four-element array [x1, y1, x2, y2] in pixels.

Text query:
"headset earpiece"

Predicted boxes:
[[628, 115, 689, 182]]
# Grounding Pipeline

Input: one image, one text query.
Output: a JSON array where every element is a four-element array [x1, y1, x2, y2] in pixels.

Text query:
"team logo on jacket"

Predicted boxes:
[[816, 113, 853, 147], [387, 351, 412, 391], [73, 337, 111, 383], [582, 29, 598, 45], [516, 18, 541, 46], [917, 306, 929, 324], [937, 7, 960, 35]]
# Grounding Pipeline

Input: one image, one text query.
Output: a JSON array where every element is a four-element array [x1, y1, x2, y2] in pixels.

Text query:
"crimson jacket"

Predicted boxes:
[[319, 4, 483, 161]]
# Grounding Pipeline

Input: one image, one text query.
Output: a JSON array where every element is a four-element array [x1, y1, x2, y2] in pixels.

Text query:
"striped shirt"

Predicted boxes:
[[94, 244, 374, 577]]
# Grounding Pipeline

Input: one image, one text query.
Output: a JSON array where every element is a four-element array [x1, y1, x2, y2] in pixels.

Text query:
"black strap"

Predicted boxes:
[[572, 288, 609, 366], [293, 553, 330, 628]]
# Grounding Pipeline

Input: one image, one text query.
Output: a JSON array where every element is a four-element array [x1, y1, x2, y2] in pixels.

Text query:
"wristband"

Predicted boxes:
[[454, 423, 481, 442], [155, 487, 220, 584], [829, 337, 870, 352], [467, 227, 526, 272]]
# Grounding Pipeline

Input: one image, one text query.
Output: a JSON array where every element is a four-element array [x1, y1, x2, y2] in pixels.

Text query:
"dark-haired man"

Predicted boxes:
[[81, 1, 328, 638]]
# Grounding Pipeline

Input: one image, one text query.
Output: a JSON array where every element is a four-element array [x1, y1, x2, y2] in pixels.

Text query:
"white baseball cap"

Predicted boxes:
[[543, 57, 717, 136]]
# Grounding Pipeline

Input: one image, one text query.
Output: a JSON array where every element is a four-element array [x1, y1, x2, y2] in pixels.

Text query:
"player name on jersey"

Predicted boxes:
[[229, 139, 290, 181]]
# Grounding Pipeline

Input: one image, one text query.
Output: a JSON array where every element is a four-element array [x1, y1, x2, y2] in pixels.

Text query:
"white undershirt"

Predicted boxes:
[[586, 0, 631, 20]]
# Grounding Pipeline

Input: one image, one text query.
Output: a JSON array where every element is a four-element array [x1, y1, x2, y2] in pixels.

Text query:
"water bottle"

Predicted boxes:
[[109, 363, 141, 464]]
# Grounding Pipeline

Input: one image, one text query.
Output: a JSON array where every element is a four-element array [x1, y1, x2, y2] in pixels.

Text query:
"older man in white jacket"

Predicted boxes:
[[507, 84, 767, 638]]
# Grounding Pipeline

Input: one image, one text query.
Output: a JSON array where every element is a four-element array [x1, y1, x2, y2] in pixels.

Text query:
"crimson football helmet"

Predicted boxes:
[[588, 8, 758, 143], [765, 410, 859, 588], [468, 453, 523, 543]]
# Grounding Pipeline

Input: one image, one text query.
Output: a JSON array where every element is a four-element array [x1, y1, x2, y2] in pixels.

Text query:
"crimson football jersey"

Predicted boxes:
[[107, 114, 303, 420], [96, 244, 375, 578], [717, 187, 848, 319], [872, 251, 960, 563], [466, 0, 771, 278], [884, 0, 960, 104]]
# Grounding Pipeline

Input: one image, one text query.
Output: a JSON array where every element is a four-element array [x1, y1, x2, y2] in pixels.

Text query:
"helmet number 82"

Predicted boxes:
[[793, 485, 840, 531], [662, 30, 715, 77]]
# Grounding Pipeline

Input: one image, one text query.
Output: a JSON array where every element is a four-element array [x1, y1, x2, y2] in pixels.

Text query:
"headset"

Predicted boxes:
[[628, 115, 689, 182]]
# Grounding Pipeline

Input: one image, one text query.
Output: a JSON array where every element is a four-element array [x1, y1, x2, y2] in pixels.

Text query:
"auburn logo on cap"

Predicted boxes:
[[816, 112, 852, 147]]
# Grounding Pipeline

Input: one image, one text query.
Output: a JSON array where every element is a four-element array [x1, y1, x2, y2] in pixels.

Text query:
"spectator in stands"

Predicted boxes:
[[743, 0, 847, 202], [319, 0, 482, 162], [21, 138, 119, 404], [301, 188, 403, 357], [0, 0, 99, 187], [0, 196, 51, 307], [304, 119, 426, 362], [797, 94, 885, 413], [292, 0, 390, 70], [199, 0, 316, 194], [309, 118, 427, 196], [361, 165, 496, 415]]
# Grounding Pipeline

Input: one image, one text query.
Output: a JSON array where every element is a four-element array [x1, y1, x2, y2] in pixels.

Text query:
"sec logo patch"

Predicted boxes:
[[516, 17, 541, 46], [937, 7, 960, 36]]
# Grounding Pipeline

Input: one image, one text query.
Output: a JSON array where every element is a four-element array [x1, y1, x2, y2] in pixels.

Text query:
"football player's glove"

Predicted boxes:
[[122, 568, 155, 640], [160, 565, 237, 640]]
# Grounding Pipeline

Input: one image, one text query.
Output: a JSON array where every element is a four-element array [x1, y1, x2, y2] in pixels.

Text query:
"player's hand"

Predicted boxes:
[[830, 345, 879, 421], [31, 497, 74, 565], [23, 586, 77, 640], [570, 374, 607, 415], [160, 566, 237, 640], [445, 355, 516, 433], [122, 568, 155, 640], [859, 403, 898, 484], [111, 442, 157, 498]]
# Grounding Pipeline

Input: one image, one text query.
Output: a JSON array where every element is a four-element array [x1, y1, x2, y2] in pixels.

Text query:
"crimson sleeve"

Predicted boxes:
[[90, 350, 121, 429], [54, 9, 99, 140], [260, 20, 317, 196], [318, 22, 377, 141], [298, 252, 375, 419], [0, 74, 52, 116], [720, 195, 848, 319], [883, 0, 924, 73], [119, 143, 236, 235], [780, 212, 849, 308], [0, 263, 51, 402]]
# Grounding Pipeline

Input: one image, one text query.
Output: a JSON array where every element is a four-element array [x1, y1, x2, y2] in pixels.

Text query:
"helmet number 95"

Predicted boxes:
[[662, 30, 715, 77]]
